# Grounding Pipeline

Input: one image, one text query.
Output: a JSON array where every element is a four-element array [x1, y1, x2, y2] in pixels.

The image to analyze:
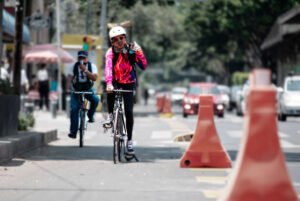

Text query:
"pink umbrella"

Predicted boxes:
[[24, 51, 60, 63], [23, 44, 75, 63]]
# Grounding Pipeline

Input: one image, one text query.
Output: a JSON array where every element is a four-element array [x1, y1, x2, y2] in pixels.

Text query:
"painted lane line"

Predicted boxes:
[[280, 140, 300, 148], [191, 168, 231, 173], [226, 130, 242, 138], [196, 176, 227, 185], [201, 189, 223, 199], [227, 131, 290, 139], [279, 132, 289, 138], [151, 131, 172, 139]]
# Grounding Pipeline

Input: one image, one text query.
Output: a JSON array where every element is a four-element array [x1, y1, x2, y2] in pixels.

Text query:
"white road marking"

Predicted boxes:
[[293, 182, 300, 186], [227, 131, 290, 139], [226, 130, 243, 138], [151, 131, 172, 139], [196, 176, 227, 185], [280, 140, 300, 148], [279, 132, 289, 138]]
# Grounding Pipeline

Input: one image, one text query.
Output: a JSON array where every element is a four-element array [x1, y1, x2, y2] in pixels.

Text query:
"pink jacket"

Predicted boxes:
[[105, 47, 147, 85]]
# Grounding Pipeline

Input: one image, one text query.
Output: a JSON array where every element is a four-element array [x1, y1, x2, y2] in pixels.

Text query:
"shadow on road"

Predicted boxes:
[[5, 145, 184, 165]]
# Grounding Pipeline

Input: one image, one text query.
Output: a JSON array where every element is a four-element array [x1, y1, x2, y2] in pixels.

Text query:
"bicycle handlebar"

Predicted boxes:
[[71, 91, 94, 95], [104, 89, 134, 93]]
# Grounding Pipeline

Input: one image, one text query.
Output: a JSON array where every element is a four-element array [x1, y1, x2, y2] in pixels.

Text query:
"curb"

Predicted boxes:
[[0, 130, 57, 164]]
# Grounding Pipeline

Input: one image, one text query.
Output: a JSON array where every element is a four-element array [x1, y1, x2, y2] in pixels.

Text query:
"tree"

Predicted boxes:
[[184, 0, 299, 78]]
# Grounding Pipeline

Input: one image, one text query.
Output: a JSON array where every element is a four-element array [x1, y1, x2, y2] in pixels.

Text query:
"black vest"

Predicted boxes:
[[72, 61, 94, 91]]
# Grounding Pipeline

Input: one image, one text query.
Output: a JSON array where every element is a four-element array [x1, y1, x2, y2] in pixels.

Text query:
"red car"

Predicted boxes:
[[182, 82, 225, 118]]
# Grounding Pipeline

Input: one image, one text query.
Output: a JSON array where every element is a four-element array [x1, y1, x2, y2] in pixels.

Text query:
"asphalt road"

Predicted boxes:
[[0, 103, 299, 201]]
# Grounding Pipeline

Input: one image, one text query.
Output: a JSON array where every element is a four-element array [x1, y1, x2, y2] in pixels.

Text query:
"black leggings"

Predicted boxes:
[[107, 83, 135, 141]]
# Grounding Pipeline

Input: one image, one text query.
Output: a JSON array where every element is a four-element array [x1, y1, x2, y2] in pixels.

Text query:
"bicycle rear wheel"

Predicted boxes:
[[79, 110, 86, 147]]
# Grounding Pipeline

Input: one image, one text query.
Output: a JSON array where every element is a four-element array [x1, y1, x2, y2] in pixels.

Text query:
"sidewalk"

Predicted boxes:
[[0, 102, 159, 164], [0, 110, 60, 164]]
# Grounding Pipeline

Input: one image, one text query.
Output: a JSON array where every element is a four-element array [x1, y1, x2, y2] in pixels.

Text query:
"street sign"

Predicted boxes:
[[26, 10, 50, 29]]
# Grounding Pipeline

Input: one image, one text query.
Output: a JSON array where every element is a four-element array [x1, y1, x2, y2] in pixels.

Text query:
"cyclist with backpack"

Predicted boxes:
[[103, 26, 147, 154], [68, 50, 99, 139]]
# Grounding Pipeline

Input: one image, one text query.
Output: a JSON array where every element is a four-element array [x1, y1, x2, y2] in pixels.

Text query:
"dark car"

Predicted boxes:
[[182, 82, 225, 118]]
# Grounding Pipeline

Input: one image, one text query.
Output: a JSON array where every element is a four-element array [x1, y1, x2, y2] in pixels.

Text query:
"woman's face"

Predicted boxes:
[[111, 35, 126, 49]]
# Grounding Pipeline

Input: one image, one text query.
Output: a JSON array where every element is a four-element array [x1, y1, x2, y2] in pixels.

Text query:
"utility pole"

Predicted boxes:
[[0, 0, 3, 64], [13, 0, 24, 96], [86, 0, 92, 35], [56, 0, 62, 111], [100, 0, 107, 70]]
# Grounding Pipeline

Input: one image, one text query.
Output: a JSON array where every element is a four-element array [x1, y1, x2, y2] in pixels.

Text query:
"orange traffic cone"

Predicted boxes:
[[161, 94, 173, 118], [180, 95, 231, 168], [156, 93, 164, 113], [218, 69, 299, 201]]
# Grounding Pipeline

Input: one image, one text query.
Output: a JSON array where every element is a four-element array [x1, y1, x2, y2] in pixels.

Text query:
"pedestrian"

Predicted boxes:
[[37, 63, 50, 110], [143, 87, 149, 105], [0, 60, 10, 82], [102, 26, 147, 154], [67, 50, 99, 139], [20, 68, 29, 94]]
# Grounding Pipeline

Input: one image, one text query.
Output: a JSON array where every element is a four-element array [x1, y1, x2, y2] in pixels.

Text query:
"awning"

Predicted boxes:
[[2, 9, 30, 44]]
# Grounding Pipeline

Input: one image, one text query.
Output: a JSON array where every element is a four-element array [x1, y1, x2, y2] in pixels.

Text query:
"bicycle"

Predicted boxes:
[[72, 91, 93, 148], [103, 89, 139, 164]]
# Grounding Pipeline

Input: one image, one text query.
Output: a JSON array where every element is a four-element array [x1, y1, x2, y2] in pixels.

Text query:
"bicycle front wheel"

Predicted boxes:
[[113, 109, 123, 163], [79, 110, 86, 148]]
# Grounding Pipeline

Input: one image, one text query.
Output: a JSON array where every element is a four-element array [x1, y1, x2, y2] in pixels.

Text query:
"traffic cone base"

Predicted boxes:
[[180, 95, 231, 168], [180, 150, 231, 168]]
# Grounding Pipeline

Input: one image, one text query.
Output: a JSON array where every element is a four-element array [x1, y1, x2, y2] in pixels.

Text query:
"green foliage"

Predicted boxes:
[[184, 0, 299, 72], [18, 112, 35, 131], [111, 2, 190, 71], [63, 0, 300, 84], [231, 71, 249, 85]]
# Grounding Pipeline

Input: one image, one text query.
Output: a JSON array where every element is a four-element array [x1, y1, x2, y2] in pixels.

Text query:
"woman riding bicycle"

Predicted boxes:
[[103, 26, 147, 154]]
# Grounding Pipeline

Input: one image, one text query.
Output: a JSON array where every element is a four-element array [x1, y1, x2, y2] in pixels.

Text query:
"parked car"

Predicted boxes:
[[235, 80, 250, 116], [218, 85, 230, 110], [171, 87, 187, 105], [278, 74, 300, 121], [182, 82, 225, 118], [229, 85, 242, 111]]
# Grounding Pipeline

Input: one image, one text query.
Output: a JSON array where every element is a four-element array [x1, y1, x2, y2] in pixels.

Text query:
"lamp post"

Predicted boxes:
[[56, 0, 62, 111], [13, 0, 24, 96]]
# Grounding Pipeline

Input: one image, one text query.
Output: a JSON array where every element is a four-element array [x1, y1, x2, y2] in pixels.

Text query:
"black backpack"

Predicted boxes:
[[72, 61, 94, 91]]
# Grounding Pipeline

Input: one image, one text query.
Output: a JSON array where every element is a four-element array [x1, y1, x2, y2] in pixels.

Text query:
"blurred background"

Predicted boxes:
[[1, 0, 300, 127]]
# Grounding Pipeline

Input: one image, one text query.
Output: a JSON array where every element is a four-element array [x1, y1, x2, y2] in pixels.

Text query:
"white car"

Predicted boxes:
[[278, 75, 300, 121], [171, 87, 187, 105], [218, 85, 230, 110]]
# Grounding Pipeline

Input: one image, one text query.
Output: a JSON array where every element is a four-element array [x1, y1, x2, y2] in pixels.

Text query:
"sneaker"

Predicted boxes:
[[68, 133, 76, 139], [103, 113, 113, 128], [127, 140, 135, 154]]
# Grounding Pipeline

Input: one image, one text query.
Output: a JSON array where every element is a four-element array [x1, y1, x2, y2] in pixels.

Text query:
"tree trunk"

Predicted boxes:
[[0, 1, 3, 64]]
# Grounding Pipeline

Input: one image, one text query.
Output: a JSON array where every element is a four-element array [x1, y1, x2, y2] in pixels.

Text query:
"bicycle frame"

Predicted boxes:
[[108, 89, 138, 163], [72, 91, 93, 147]]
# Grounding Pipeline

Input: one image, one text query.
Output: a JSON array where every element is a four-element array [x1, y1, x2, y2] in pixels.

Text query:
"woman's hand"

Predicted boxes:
[[106, 84, 114, 92]]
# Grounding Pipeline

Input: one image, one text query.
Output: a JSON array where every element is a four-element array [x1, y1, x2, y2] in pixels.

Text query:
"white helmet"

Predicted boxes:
[[109, 26, 126, 40]]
